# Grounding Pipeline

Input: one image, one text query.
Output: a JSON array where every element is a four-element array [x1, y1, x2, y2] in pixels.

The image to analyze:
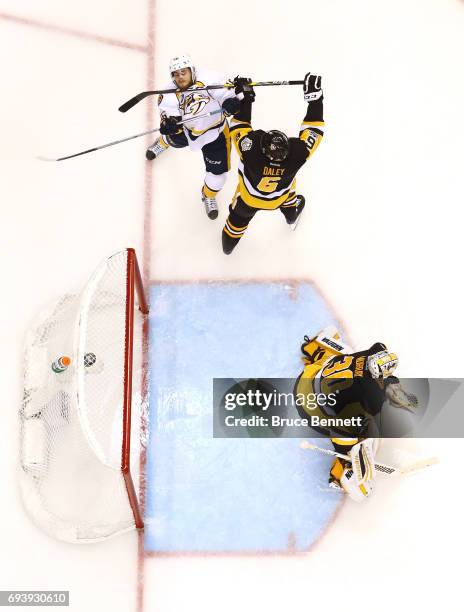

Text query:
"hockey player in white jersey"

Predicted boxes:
[[146, 54, 239, 219]]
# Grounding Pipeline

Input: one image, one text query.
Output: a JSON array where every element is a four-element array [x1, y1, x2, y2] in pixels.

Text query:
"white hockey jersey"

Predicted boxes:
[[157, 68, 235, 151]]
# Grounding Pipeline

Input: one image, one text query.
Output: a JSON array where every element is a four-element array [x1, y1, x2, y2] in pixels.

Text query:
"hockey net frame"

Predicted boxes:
[[20, 248, 148, 543], [121, 248, 148, 531]]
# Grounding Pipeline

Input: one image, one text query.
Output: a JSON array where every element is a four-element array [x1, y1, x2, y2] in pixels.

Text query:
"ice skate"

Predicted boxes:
[[201, 191, 219, 220], [146, 138, 168, 161]]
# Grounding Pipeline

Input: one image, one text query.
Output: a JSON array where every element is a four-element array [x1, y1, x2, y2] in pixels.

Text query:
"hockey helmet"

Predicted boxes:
[[367, 350, 398, 379], [169, 54, 196, 84], [261, 130, 289, 162]]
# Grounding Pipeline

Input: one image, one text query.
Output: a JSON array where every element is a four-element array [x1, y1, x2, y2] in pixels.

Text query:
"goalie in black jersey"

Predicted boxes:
[[222, 72, 324, 254], [295, 327, 419, 501]]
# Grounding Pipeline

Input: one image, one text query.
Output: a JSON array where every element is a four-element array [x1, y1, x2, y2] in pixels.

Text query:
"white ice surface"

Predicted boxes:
[[1, 0, 464, 610]]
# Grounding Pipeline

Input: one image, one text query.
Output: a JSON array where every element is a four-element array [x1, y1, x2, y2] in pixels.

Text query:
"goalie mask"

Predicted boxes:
[[367, 350, 399, 379], [261, 130, 289, 162], [169, 54, 196, 85]]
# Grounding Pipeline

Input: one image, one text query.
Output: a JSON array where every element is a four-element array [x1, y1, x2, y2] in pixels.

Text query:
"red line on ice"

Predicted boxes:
[[0, 12, 148, 52], [137, 1, 156, 611]]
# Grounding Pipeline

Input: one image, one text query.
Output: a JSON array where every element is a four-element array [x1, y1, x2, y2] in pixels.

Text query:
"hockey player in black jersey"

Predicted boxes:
[[295, 326, 418, 501], [222, 72, 324, 254]]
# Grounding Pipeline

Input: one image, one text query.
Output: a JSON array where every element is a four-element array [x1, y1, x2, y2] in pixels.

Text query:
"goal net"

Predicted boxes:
[[20, 249, 148, 543]]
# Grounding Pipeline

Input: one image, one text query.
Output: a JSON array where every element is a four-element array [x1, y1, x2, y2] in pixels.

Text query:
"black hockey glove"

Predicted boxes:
[[233, 76, 256, 102], [221, 97, 241, 116], [160, 115, 181, 135], [303, 72, 323, 102]]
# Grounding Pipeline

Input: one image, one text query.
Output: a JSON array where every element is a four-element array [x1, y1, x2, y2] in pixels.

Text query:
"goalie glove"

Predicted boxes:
[[303, 72, 323, 102], [385, 382, 419, 413]]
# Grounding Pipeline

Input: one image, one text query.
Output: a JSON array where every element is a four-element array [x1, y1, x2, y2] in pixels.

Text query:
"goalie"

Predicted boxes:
[[294, 326, 418, 501]]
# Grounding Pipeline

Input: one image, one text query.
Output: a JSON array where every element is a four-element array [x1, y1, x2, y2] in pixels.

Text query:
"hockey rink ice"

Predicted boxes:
[[2, 0, 464, 611]]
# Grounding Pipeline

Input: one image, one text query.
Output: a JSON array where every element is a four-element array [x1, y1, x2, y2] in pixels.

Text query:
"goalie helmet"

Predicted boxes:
[[261, 130, 289, 162], [367, 349, 398, 379], [169, 54, 196, 84]]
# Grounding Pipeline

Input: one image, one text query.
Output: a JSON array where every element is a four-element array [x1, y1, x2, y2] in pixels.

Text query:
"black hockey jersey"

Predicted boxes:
[[228, 97, 324, 210], [295, 342, 398, 437]]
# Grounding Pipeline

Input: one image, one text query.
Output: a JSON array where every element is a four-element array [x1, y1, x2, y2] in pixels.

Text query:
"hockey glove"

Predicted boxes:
[[160, 115, 181, 135], [303, 72, 323, 102], [385, 382, 419, 412], [233, 76, 256, 102], [221, 97, 241, 116]]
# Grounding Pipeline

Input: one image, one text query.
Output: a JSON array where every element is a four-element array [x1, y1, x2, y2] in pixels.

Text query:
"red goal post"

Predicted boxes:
[[20, 249, 148, 543]]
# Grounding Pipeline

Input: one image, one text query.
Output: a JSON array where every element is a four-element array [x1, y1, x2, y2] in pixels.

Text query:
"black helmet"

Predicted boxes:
[[261, 130, 289, 162]]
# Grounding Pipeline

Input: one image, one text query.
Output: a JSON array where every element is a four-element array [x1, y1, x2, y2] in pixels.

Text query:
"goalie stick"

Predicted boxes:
[[300, 441, 438, 476], [37, 109, 223, 162], [118, 80, 304, 113]]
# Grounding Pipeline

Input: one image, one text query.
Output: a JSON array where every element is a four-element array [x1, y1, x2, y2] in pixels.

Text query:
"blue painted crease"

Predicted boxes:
[[145, 282, 344, 553]]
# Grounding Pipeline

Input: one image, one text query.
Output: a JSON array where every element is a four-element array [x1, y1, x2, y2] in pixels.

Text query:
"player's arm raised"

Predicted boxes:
[[299, 72, 325, 160], [228, 77, 256, 158]]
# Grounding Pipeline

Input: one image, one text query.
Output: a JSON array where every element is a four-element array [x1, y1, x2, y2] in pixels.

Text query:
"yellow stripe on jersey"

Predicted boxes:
[[186, 116, 225, 136], [301, 120, 325, 129], [281, 192, 297, 208], [237, 175, 296, 210], [299, 126, 324, 160]]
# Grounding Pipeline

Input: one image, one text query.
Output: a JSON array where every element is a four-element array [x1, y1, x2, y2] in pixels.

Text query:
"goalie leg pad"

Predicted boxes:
[[342, 439, 377, 501]]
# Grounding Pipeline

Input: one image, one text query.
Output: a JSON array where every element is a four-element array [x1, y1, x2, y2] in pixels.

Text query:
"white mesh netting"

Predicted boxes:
[[20, 250, 147, 543]]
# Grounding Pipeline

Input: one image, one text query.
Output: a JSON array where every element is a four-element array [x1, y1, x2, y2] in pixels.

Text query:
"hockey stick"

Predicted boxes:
[[118, 80, 304, 113], [300, 441, 438, 476], [37, 109, 223, 162]]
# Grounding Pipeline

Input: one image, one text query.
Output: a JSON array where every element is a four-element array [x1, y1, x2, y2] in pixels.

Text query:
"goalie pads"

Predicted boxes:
[[333, 439, 379, 502], [300, 325, 353, 365]]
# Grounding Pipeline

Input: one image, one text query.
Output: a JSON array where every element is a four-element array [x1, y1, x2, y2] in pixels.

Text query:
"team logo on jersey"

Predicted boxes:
[[180, 92, 209, 116], [240, 137, 252, 151]]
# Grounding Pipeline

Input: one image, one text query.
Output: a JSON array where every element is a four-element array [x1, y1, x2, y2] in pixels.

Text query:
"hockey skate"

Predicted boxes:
[[146, 138, 168, 160], [201, 191, 219, 220], [288, 195, 306, 231]]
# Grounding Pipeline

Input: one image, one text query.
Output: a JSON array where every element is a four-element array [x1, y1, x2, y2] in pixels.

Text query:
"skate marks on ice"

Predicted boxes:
[[144, 281, 344, 553]]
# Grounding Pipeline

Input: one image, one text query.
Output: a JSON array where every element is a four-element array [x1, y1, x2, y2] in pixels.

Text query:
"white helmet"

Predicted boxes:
[[367, 350, 398, 379], [169, 54, 196, 84]]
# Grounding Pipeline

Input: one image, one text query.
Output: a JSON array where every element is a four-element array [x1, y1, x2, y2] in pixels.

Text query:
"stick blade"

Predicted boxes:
[[118, 91, 155, 113], [400, 456, 439, 475], [118, 100, 137, 113], [36, 155, 58, 162], [299, 441, 315, 450]]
